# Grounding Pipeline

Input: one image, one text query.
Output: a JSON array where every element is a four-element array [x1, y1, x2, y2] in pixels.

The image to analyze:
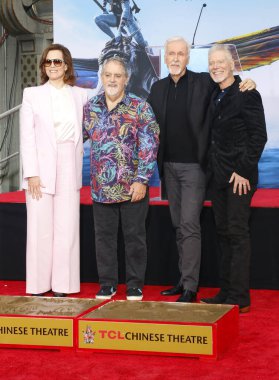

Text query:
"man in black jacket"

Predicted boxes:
[[201, 44, 267, 312], [147, 37, 255, 302]]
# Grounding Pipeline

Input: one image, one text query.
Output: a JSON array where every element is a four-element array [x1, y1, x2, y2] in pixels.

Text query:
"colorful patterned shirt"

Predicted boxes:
[[83, 92, 159, 203]]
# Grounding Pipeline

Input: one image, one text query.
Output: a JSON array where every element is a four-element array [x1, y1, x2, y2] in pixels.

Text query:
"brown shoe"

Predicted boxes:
[[239, 305, 250, 313], [224, 301, 250, 313]]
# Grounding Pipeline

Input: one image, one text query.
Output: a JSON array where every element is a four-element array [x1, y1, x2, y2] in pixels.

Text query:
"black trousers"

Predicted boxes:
[[212, 182, 256, 307], [93, 195, 149, 288]]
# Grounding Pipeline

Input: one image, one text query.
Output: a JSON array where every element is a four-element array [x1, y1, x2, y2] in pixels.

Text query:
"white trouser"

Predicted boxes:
[[26, 142, 80, 294]]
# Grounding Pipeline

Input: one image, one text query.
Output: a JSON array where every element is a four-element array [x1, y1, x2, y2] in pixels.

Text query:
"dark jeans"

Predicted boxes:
[[93, 195, 149, 289], [212, 182, 256, 307], [164, 162, 206, 292]]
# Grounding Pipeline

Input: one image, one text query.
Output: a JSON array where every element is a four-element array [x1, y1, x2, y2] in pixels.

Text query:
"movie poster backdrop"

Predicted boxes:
[[54, 0, 279, 189]]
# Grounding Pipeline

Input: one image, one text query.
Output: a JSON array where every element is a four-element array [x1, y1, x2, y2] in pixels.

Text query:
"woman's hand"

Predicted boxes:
[[28, 176, 45, 200]]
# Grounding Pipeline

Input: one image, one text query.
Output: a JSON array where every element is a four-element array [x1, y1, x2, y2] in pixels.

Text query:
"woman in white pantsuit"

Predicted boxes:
[[20, 44, 88, 297]]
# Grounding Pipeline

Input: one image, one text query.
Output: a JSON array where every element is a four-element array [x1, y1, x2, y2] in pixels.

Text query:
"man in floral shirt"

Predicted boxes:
[[83, 56, 159, 301]]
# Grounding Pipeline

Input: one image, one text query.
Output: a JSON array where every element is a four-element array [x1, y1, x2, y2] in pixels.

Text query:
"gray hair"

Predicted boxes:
[[164, 36, 190, 55], [101, 56, 130, 79], [208, 44, 234, 62]]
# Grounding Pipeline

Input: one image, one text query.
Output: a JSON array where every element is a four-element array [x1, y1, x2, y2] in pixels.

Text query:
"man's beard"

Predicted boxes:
[[168, 64, 184, 76], [105, 85, 121, 97]]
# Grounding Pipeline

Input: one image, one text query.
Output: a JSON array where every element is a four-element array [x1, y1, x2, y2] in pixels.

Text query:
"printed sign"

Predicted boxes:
[[0, 317, 73, 347], [78, 321, 213, 355]]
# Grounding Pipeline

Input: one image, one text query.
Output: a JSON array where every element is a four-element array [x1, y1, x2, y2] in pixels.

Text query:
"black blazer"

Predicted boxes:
[[147, 70, 215, 177], [209, 77, 267, 187]]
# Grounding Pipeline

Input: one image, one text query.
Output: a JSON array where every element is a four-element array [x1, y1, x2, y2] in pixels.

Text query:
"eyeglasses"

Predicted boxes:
[[44, 59, 65, 67]]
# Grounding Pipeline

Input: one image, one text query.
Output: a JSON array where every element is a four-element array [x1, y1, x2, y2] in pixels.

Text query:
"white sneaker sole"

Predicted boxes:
[[96, 292, 116, 300], [126, 295, 143, 301]]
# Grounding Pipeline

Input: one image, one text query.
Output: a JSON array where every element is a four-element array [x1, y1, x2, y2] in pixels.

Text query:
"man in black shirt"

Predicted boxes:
[[148, 37, 255, 302]]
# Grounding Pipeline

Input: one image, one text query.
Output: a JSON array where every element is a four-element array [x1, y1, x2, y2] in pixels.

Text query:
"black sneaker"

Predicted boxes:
[[96, 286, 116, 300], [126, 288, 143, 301]]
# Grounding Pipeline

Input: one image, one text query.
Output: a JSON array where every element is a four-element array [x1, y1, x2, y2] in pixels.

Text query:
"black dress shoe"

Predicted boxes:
[[31, 293, 45, 297], [176, 289, 197, 303], [53, 292, 67, 297], [200, 292, 227, 304], [161, 284, 183, 296]]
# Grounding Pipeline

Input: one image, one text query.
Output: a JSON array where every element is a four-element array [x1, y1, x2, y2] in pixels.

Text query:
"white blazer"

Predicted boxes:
[[20, 82, 89, 194]]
